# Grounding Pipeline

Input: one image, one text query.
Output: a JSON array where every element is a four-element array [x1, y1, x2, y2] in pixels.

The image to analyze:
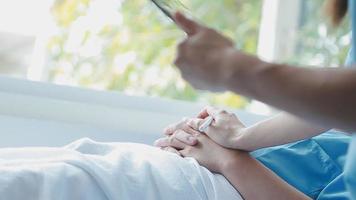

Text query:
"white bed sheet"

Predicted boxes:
[[0, 138, 242, 200]]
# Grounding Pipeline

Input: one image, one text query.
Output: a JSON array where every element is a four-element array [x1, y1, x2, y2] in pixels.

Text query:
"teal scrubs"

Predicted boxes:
[[342, 0, 356, 199], [252, 131, 351, 199], [252, 1, 356, 198]]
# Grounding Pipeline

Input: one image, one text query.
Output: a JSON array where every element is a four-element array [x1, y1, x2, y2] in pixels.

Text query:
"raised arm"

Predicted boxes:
[[226, 58, 356, 132], [173, 12, 356, 132]]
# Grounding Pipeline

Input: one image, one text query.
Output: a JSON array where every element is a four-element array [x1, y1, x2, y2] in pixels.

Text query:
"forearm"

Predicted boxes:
[[220, 152, 311, 200], [236, 112, 329, 151], [226, 52, 356, 132]]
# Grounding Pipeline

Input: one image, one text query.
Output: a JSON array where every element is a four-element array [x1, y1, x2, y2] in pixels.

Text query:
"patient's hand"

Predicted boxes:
[[156, 107, 246, 150], [155, 117, 200, 150], [155, 117, 244, 173], [192, 106, 247, 148], [181, 133, 244, 173]]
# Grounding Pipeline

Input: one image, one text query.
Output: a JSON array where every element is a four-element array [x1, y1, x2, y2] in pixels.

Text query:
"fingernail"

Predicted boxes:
[[188, 136, 197, 143]]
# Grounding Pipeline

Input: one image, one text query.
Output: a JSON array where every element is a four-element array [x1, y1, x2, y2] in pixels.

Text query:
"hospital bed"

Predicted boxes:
[[0, 76, 268, 147], [0, 76, 273, 200]]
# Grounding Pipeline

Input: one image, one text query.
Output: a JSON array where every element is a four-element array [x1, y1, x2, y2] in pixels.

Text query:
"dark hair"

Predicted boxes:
[[325, 0, 348, 25]]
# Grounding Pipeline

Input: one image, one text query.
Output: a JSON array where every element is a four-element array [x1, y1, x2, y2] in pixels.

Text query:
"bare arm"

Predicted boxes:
[[188, 107, 329, 151], [236, 112, 330, 151], [156, 119, 312, 200], [172, 13, 356, 132], [169, 132, 312, 200], [226, 52, 356, 132], [220, 151, 311, 200]]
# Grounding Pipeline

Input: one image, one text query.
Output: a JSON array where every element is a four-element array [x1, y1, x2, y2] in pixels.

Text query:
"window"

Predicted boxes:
[[292, 0, 350, 67], [0, 0, 351, 115], [258, 0, 350, 66]]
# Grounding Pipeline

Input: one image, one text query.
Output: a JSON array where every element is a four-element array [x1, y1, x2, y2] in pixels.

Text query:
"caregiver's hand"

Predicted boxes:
[[155, 106, 246, 149], [174, 12, 263, 92], [155, 120, 243, 173], [154, 117, 200, 151], [189, 106, 247, 149], [180, 133, 244, 173]]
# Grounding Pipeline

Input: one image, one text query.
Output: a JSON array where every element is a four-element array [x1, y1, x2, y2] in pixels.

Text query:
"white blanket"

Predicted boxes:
[[0, 138, 242, 200]]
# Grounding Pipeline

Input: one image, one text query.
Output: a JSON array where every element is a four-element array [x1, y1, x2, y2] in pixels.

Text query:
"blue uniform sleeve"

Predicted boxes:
[[344, 0, 356, 198], [344, 135, 356, 200]]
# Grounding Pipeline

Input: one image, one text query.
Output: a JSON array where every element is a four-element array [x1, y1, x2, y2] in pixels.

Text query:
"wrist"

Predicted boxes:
[[231, 127, 248, 149], [223, 49, 271, 96], [218, 150, 250, 174], [232, 127, 255, 151]]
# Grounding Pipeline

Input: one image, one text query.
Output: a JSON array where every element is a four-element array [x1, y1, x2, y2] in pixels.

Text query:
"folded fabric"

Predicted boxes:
[[0, 138, 241, 200]]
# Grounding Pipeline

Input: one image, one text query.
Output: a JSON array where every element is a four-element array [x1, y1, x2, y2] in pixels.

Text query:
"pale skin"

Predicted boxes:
[[155, 117, 311, 200], [154, 12, 356, 199], [173, 12, 356, 132]]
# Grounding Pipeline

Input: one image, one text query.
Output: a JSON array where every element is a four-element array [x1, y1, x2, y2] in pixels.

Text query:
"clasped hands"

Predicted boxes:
[[154, 106, 247, 173]]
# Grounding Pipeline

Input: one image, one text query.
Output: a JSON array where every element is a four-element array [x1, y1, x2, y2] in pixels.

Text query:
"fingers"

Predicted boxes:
[[196, 106, 240, 133], [206, 106, 228, 118], [163, 117, 189, 135], [197, 106, 225, 119], [163, 117, 202, 136], [154, 130, 198, 149], [154, 136, 186, 149], [164, 124, 177, 135], [180, 134, 209, 157], [153, 137, 167, 147], [161, 146, 181, 156], [197, 107, 209, 119], [179, 148, 189, 157], [175, 130, 198, 145], [187, 118, 204, 130], [203, 125, 220, 138], [174, 40, 190, 68], [174, 12, 203, 36], [179, 145, 198, 158]]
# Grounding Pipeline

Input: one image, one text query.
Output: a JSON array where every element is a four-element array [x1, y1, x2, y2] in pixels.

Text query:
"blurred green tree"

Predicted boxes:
[[287, 0, 350, 67], [47, 0, 262, 108], [47, 0, 349, 110]]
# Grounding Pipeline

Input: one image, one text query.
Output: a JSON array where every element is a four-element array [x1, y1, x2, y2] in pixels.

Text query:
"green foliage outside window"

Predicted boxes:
[[287, 0, 350, 67], [47, 0, 350, 110], [47, 0, 262, 108]]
